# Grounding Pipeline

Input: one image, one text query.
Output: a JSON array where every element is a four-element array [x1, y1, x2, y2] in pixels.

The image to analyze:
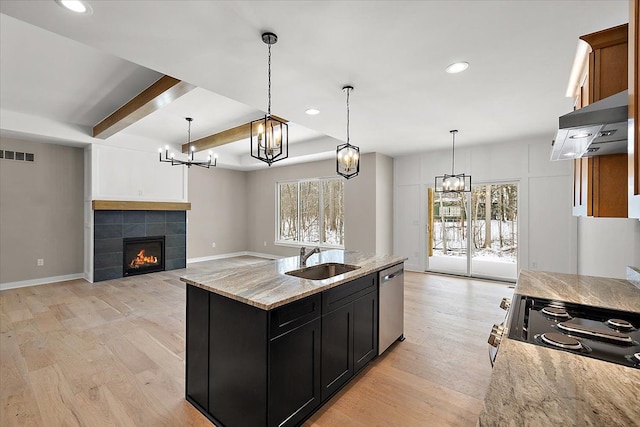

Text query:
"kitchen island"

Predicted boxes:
[[478, 270, 640, 426], [180, 250, 406, 427]]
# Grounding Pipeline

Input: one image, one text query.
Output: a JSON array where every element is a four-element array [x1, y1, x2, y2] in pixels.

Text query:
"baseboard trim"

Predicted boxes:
[[245, 251, 280, 260], [187, 251, 280, 264], [2, 253, 282, 290], [0, 273, 86, 291]]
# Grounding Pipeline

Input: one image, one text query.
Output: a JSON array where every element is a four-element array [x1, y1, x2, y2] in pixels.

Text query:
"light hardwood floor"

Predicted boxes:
[[0, 258, 513, 426]]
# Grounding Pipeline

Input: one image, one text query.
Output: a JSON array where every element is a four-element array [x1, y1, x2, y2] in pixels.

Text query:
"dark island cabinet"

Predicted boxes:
[[185, 271, 380, 427], [269, 317, 321, 427], [353, 289, 378, 372], [321, 273, 378, 401], [186, 285, 210, 412], [320, 303, 354, 400]]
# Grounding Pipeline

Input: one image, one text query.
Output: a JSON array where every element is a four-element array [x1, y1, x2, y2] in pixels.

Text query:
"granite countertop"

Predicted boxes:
[[515, 269, 640, 312], [478, 270, 640, 427], [180, 250, 406, 310]]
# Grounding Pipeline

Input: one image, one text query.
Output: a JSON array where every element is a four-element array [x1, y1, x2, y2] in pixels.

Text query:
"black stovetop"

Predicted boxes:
[[507, 294, 640, 369]]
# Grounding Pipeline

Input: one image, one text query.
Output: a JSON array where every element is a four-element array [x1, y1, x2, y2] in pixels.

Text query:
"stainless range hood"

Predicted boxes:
[[551, 90, 628, 161]]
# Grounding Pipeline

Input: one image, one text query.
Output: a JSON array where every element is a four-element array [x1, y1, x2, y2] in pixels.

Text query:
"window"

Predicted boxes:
[[276, 177, 344, 247]]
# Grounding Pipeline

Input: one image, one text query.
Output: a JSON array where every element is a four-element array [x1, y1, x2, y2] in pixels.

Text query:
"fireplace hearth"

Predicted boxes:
[[94, 209, 186, 282], [123, 236, 165, 276]]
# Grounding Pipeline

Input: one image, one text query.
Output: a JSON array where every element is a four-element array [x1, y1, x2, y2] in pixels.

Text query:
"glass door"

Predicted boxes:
[[426, 182, 518, 281], [470, 184, 518, 281], [427, 189, 470, 276]]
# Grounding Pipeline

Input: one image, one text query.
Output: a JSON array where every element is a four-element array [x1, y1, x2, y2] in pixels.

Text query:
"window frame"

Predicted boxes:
[[275, 176, 345, 249]]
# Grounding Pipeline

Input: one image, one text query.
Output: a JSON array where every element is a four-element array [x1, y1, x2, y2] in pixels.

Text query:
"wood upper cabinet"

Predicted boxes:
[[571, 24, 629, 218], [629, 0, 640, 218]]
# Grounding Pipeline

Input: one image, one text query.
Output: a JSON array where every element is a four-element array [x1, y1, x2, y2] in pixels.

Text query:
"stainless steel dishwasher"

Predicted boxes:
[[378, 263, 405, 355]]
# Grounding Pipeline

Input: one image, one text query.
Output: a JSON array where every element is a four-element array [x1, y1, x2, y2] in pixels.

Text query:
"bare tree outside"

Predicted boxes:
[[277, 178, 344, 246], [432, 183, 517, 263], [278, 182, 298, 241]]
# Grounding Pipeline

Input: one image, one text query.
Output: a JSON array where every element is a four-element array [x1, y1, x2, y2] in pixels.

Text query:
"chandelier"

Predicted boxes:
[[250, 32, 288, 166], [159, 117, 217, 168], [336, 85, 360, 179], [435, 130, 471, 192]]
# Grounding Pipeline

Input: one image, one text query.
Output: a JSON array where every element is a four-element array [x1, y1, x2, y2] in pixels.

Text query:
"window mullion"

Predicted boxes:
[[297, 182, 301, 243], [318, 179, 323, 245]]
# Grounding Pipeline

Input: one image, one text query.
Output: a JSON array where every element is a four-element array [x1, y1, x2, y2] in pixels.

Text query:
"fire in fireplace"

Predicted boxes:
[[123, 236, 165, 276]]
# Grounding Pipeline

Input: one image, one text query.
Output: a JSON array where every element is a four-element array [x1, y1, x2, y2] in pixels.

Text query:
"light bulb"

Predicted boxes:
[[445, 61, 469, 74], [58, 0, 90, 14]]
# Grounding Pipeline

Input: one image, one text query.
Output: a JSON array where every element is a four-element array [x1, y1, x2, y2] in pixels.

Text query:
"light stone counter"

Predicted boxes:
[[515, 269, 640, 312], [180, 250, 406, 310], [478, 270, 640, 427]]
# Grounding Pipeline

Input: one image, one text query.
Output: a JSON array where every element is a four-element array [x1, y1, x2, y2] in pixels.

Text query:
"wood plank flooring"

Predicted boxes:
[[0, 259, 513, 427]]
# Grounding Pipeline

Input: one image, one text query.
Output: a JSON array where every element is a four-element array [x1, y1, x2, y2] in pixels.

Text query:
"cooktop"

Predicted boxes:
[[507, 294, 640, 369]]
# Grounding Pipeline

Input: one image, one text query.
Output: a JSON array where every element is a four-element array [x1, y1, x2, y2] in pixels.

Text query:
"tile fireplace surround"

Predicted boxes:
[[94, 209, 186, 282]]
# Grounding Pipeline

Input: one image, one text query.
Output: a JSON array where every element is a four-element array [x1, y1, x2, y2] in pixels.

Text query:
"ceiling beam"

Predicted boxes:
[[181, 115, 287, 153], [93, 75, 195, 139]]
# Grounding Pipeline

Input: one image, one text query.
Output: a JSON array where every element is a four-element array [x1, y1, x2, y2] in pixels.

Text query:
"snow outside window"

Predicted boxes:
[[276, 178, 344, 248]]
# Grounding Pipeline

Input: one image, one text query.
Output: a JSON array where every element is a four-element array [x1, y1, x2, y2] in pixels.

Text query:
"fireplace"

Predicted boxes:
[[123, 236, 165, 277]]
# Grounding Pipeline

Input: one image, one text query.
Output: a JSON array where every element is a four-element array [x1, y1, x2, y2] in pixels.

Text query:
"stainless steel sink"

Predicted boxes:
[[285, 263, 360, 280]]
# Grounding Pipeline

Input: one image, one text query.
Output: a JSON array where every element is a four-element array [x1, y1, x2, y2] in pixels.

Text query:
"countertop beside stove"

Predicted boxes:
[[478, 270, 640, 427]]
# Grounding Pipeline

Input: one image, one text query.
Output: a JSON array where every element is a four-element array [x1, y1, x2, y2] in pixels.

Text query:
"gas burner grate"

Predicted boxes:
[[541, 306, 571, 318], [539, 332, 583, 350], [607, 318, 635, 330]]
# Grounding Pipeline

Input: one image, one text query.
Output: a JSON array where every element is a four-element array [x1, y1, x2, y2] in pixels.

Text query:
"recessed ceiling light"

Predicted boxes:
[[563, 152, 577, 157], [445, 61, 470, 74], [55, 0, 92, 15], [305, 108, 320, 115]]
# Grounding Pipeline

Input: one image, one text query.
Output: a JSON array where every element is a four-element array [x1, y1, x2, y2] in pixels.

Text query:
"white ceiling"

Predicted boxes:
[[0, 0, 629, 170]]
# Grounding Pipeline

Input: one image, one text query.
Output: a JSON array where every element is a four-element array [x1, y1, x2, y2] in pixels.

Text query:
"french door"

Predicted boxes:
[[426, 183, 518, 281]]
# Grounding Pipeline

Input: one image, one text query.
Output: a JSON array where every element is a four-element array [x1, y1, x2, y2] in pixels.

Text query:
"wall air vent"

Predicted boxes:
[[0, 150, 35, 162], [587, 147, 600, 153]]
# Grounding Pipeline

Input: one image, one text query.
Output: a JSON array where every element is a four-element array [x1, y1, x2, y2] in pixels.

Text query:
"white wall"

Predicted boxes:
[[344, 154, 377, 254], [91, 143, 187, 202], [1, 137, 84, 287], [394, 136, 578, 276], [187, 165, 248, 260], [578, 217, 640, 279], [375, 154, 394, 255]]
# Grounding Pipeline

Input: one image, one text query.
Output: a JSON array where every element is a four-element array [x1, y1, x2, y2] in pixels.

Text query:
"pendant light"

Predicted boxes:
[[159, 117, 217, 168], [336, 85, 360, 179], [250, 32, 288, 166], [435, 130, 471, 192]]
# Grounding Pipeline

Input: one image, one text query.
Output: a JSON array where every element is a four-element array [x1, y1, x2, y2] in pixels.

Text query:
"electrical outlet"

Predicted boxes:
[[263, 241, 267, 247], [138, 190, 143, 196], [212, 242, 216, 248], [37, 258, 44, 266], [532, 261, 538, 269]]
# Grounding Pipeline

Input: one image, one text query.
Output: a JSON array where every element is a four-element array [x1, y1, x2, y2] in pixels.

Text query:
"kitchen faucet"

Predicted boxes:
[[299, 246, 320, 267]]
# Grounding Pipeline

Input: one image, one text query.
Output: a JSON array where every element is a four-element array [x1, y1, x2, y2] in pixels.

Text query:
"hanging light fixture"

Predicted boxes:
[[250, 32, 288, 166], [435, 130, 471, 192], [159, 117, 217, 168], [336, 85, 360, 179]]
